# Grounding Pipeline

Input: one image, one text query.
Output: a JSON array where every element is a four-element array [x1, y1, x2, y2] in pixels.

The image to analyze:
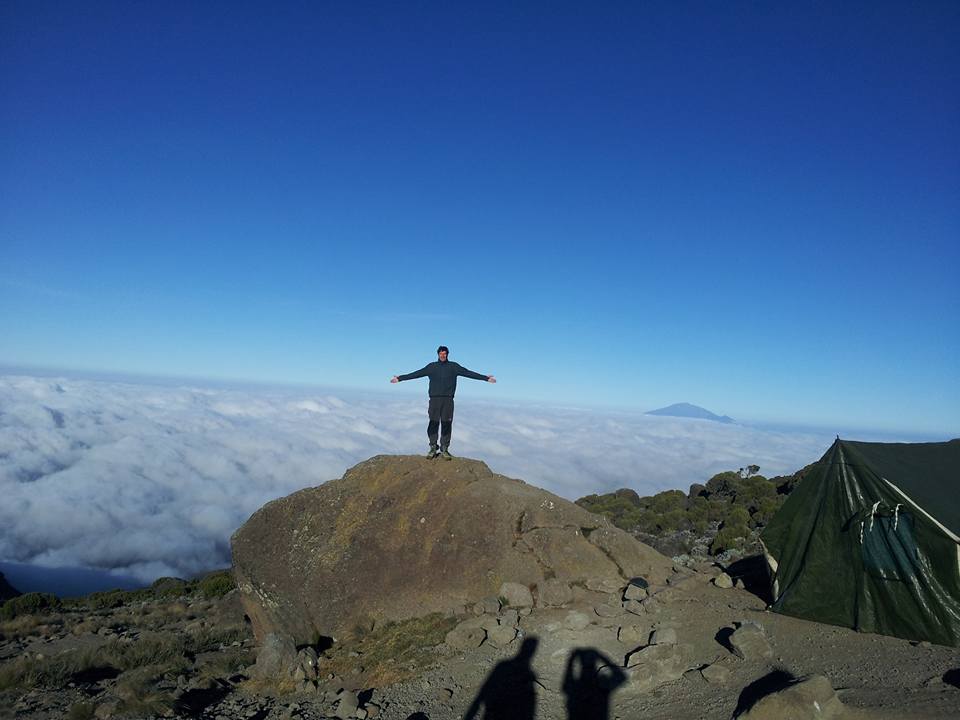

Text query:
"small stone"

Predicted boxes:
[[640, 597, 661, 614], [700, 663, 731, 685], [564, 611, 591, 631], [445, 619, 487, 650], [736, 674, 842, 719], [623, 584, 648, 601], [94, 702, 120, 719], [499, 582, 534, 608], [499, 609, 519, 627], [623, 643, 687, 693], [594, 603, 624, 619], [335, 691, 359, 720], [586, 577, 622, 594], [365, 705, 381, 719], [617, 624, 647, 645], [729, 621, 773, 660], [622, 599, 644, 615], [252, 633, 298, 679], [713, 573, 734, 589], [481, 595, 501, 614], [479, 616, 500, 632], [649, 627, 677, 645], [486, 624, 517, 648], [536, 579, 574, 607], [734, 578, 745, 589]]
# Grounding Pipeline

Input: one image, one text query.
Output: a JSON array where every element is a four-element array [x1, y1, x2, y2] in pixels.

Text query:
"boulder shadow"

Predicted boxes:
[[464, 636, 539, 720], [724, 554, 773, 604], [172, 679, 232, 719], [732, 669, 797, 718], [943, 668, 960, 688], [715, 626, 735, 653]]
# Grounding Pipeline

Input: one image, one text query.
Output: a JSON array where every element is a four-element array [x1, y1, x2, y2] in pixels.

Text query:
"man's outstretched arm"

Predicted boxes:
[[456, 364, 497, 383], [391, 365, 432, 383]]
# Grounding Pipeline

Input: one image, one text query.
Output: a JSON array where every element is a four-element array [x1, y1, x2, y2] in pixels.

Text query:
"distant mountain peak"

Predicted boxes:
[[646, 402, 734, 424]]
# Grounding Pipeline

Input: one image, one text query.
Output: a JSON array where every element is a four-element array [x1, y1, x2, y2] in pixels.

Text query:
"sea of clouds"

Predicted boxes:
[[0, 373, 837, 583]]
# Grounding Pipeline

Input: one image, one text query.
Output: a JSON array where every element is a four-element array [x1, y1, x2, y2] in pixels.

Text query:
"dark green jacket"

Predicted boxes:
[[397, 360, 489, 397]]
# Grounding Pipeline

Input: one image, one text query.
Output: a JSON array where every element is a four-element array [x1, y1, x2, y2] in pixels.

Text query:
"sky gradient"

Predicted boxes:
[[2, 1, 958, 434]]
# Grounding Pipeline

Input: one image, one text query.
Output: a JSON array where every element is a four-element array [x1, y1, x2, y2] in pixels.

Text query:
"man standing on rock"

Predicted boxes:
[[391, 345, 496, 460]]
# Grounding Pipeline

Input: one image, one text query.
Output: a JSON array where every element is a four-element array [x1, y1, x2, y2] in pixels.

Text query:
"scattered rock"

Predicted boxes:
[[737, 674, 846, 719], [585, 577, 623, 595], [649, 627, 677, 645], [297, 647, 319, 680], [700, 663, 731, 684], [624, 583, 648, 601], [622, 599, 644, 615], [564, 611, 592, 631], [499, 608, 519, 627], [713, 573, 734, 589], [594, 603, 624, 619], [536, 579, 574, 607], [499, 582, 534, 608], [252, 632, 298, 679], [334, 691, 359, 720], [445, 619, 486, 650], [623, 643, 688, 693], [729, 621, 773, 660], [474, 595, 500, 615], [618, 624, 648, 645], [486, 624, 517, 648]]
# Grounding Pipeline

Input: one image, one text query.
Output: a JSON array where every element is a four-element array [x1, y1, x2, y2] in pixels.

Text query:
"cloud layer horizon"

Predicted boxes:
[[1, 374, 836, 583]]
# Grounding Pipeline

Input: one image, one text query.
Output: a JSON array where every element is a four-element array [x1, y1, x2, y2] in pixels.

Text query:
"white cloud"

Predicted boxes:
[[0, 373, 839, 583]]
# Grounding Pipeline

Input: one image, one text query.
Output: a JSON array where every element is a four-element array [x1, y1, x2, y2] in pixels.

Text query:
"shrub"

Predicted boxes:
[[0, 592, 61, 621], [196, 570, 235, 599], [150, 577, 188, 598]]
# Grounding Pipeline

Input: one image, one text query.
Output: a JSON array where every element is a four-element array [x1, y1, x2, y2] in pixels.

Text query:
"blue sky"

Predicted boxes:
[[1, 1, 958, 434]]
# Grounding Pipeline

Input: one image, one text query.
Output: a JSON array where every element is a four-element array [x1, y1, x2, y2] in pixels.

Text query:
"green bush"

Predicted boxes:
[[150, 577, 188, 598], [0, 592, 61, 621], [576, 463, 798, 552], [196, 570, 235, 599], [648, 490, 686, 514]]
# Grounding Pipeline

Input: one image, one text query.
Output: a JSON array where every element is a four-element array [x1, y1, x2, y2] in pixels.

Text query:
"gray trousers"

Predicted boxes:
[[427, 396, 454, 449]]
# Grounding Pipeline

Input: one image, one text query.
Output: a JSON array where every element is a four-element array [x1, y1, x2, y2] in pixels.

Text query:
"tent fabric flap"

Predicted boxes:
[[761, 439, 960, 646]]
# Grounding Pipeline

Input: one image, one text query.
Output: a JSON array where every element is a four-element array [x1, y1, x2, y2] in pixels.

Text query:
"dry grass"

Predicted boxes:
[[322, 613, 458, 686], [66, 702, 96, 720], [111, 665, 178, 718], [0, 631, 190, 692]]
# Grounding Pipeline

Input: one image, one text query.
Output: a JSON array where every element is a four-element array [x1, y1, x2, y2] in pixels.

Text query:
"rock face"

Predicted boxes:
[[231, 455, 673, 644]]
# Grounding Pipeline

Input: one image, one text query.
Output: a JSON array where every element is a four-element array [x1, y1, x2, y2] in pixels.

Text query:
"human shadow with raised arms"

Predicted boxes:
[[562, 648, 626, 720], [464, 636, 540, 720]]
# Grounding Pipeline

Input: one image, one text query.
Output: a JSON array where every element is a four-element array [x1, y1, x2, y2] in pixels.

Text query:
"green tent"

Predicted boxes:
[[761, 438, 960, 646]]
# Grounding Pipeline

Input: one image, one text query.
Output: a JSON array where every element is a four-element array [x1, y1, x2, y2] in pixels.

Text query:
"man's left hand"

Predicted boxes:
[[488, 376, 497, 383]]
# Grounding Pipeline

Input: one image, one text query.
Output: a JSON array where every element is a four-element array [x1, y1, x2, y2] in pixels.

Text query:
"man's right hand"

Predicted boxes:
[[391, 376, 399, 383]]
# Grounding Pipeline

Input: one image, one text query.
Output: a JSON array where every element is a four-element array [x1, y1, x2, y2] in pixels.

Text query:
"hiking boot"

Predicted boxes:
[[426, 446, 440, 459], [440, 449, 453, 461]]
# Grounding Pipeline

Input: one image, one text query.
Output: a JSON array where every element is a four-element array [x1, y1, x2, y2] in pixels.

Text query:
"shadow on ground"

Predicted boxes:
[[725, 554, 772, 604], [732, 669, 797, 718], [464, 637, 627, 720]]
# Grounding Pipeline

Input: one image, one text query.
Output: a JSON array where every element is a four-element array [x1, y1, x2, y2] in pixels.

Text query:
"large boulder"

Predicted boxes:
[[231, 455, 672, 644]]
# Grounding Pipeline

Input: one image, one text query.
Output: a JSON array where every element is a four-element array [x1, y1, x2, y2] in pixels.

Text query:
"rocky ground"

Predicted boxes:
[[2, 562, 958, 720]]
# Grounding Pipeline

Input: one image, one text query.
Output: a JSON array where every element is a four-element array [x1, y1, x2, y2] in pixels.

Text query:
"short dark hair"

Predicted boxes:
[[437, 345, 449, 354]]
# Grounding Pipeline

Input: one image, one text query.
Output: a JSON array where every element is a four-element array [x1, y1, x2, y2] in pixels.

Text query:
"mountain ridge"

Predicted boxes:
[[646, 402, 734, 424]]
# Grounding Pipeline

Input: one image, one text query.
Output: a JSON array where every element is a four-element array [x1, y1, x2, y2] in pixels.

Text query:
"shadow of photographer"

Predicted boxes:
[[463, 638, 626, 720]]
